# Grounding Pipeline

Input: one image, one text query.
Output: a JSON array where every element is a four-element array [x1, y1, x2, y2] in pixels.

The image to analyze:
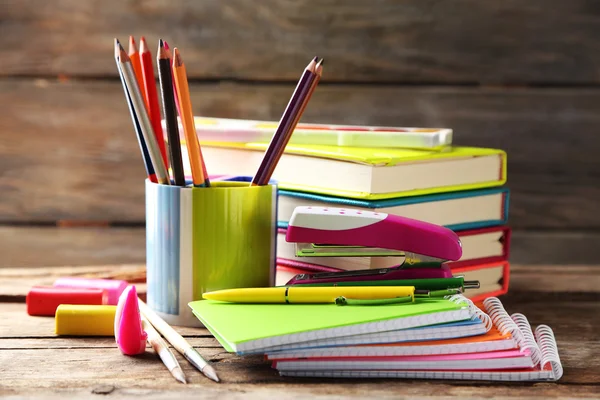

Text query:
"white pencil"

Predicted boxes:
[[142, 318, 187, 384], [138, 300, 220, 382]]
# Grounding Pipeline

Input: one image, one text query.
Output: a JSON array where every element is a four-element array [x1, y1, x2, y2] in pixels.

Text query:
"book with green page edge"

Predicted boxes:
[[182, 143, 507, 200], [189, 297, 474, 354]]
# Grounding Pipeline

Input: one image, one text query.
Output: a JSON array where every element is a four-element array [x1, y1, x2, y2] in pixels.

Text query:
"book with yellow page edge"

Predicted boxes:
[[180, 141, 506, 200]]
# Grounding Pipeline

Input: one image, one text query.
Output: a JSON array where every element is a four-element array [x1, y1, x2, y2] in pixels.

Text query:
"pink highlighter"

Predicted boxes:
[[284, 207, 462, 285], [114, 285, 147, 355]]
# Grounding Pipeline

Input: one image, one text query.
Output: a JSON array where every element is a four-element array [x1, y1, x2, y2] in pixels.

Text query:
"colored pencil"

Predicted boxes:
[[114, 39, 157, 183], [139, 300, 220, 383], [162, 40, 181, 117], [250, 57, 321, 186], [128, 36, 146, 105], [139, 36, 169, 171], [117, 43, 170, 185], [141, 318, 187, 384], [172, 48, 210, 187], [157, 39, 186, 187]]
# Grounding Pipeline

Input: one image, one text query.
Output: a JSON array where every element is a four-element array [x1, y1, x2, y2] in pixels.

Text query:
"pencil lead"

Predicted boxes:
[[173, 48, 183, 67], [313, 56, 318, 62], [157, 40, 168, 59], [163, 40, 170, 50], [159, 38, 164, 48], [118, 45, 130, 63], [114, 38, 120, 59], [128, 35, 138, 55], [139, 36, 149, 53], [319, 58, 324, 66]]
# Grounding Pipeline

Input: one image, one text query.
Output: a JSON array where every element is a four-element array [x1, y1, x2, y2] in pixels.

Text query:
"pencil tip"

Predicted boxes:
[[203, 365, 220, 383], [128, 35, 138, 54], [173, 48, 183, 66], [172, 367, 187, 384], [319, 58, 324, 66], [313, 56, 318, 62], [139, 36, 149, 53], [159, 38, 164, 47], [163, 40, 170, 50]]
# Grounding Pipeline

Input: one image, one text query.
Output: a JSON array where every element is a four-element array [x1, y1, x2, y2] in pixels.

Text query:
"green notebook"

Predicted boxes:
[[189, 298, 473, 354]]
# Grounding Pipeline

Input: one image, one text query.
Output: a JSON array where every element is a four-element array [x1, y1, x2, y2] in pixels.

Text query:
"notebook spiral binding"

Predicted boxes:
[[445, 294, 492, 332], [511, 313, 541, 365], [483, 297, 525, 344], [535, 325, 563, 380]]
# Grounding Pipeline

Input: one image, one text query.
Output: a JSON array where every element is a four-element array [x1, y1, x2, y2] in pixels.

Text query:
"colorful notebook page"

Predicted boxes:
[[259, 318, 488, 354], [189, 296, 476, 354], [266, 326, 515, 360], [273, 349, 535, 371]]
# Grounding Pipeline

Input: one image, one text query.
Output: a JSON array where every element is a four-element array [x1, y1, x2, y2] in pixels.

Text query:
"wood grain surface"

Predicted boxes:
[[1, 79, 599, 229], [1, 265, 598, 399], [2, 0, 600, 84]]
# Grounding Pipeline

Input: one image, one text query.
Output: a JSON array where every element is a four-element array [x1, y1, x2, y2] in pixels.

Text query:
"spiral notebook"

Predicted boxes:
[[276, 297, 563, 382], [189, 296, 480, 354]]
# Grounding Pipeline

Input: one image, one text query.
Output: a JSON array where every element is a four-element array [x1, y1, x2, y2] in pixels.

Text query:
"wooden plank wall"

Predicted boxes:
[[1, 0, 599, 267]]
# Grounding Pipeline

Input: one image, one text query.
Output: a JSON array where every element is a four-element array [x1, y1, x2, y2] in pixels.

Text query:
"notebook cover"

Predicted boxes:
[[198, 143, 507, 200], [189, 298, 469, 352], [277, 188, 510, 230]]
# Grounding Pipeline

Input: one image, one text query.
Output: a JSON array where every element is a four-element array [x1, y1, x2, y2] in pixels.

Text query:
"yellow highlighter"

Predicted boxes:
[[202, 286, 418, 304]]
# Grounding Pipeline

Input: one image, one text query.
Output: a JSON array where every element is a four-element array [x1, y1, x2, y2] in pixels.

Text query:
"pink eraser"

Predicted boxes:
[[115, 285, 147, 355], [53, 277, 127, 305]]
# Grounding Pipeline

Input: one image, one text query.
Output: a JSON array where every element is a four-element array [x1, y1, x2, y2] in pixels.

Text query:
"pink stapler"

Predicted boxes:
[[284, 207, 462, 284]]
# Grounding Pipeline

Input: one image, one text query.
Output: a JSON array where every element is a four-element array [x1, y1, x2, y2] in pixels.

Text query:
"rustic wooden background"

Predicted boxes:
[[1, 0, 599, 268]]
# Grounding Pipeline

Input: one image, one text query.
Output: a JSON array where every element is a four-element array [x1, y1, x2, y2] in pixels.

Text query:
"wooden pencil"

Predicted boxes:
[[157, 39, 186, 187], [162, 40, 181, 117], [250, 57, 320, 186], [142, 318, 187, 384], [117, 43, 170, 185], [114, 39, 158, 183], [128, 36, 147, 106], [140, 36, 169, 171], [172, 48, 210, 187]]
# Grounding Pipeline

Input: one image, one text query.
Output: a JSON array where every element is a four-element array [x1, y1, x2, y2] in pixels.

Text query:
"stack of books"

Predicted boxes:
[[187, 116, 510, 302], [189, 294, 562, 381]]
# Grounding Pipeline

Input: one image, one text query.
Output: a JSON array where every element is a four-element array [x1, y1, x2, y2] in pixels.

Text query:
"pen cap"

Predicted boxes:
[[53, 277, 128, 305], [26, 286, 108, 316], [115, 285, 147, 355], [55, 304, 117, 336]]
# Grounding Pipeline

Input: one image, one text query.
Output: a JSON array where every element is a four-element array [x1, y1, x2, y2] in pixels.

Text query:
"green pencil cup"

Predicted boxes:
[[146, 178, 277, 327]]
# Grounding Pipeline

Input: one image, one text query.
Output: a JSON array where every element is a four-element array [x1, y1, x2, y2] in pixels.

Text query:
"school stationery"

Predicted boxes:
[[202, 286, 420, 304], [157, 39, 185, 186], [276, 297, 562, 382], [276, 188, 509, 231], [191, 116, 453, 150], [188, 295, 479, 354], [26, 286, 107, 316], [138, 299, 220, 382], [55, 305, 117, 336], [162, 40, 181, 116], [115, 286, 147, 355], [284, 276, 479, 293], [128, 36, 146, 104], [142, 318, 187, 384], [451, 261, 510, 302], [193, 144, 506, 200], [139, 36, 169, 170], [251, 57, 323, 186], [172, 48, 210, 187], [54, 276, 128, 305], [114, 38, 157, 183], [116, 41, 170, 184], [277, 226, 511, 271], [285, 206, 462, 264]]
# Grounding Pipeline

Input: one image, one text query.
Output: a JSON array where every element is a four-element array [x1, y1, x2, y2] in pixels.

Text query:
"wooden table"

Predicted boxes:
[[1, 265, 599, 399]]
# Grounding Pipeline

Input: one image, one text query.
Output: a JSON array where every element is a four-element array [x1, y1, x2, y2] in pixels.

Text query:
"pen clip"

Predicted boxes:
[[334, 295, 413, 306]]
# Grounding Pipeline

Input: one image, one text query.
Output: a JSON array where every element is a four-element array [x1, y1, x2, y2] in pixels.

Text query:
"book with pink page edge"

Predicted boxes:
[[275, 297, 563, 382]]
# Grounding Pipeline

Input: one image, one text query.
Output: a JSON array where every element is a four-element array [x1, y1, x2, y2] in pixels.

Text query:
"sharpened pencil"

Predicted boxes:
[[140, 36, 169, 171], [172, 48, 210, 187], [142, 318, 187, 384], [157, 39, 186, 187], [117, 43, 170, 185], [128, 36, 146, 105], [162, 40, 181, 117], [114, 38, 158, 183], [139, 300, 220, 383], [250, 57, 321, 186]]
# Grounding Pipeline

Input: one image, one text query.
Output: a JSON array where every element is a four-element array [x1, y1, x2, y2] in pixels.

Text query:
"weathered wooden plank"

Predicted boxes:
[[3, 0, 600, 84], [0, 227, 145, 270], [511, 231, 600, 265], [1, 79, 599, 229]]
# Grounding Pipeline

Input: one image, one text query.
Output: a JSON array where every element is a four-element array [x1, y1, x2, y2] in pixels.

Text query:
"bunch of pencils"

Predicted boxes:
[[115, 37, 323, 187]]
